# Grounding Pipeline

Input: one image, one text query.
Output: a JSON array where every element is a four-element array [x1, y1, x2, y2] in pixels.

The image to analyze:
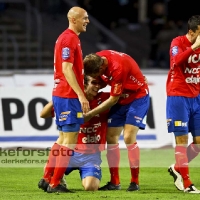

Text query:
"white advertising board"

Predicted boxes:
[[0, 74, 173, 149]]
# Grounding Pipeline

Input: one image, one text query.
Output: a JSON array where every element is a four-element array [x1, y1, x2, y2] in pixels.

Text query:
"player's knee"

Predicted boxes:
[[193, 141, 200, 152], [175, 134, 188, 146], [106, 135, 119, 144], [82, 178, 99, 191], [124, 133, 137, 144], [56, 136, 63, 144], [194, 136, 200, 147], [124, 136, 132, 144], [84, 184, 98, 191], [196, 145, 200, 152]]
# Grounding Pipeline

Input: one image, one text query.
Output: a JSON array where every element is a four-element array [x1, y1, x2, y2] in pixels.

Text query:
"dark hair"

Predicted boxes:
[[83, 53, 102, 75], [187, 15, 200, 32], [84, 75, 90, 85]]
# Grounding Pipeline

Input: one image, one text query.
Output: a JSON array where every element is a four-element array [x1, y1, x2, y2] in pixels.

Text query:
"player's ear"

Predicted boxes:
[[84, 84, 87, 90], [71, 17, 76, 24], [189, 29, 195, 35]]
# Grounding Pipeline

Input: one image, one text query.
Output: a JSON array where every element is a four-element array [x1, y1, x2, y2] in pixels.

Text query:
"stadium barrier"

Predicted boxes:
[[0, 74, 176, 148]]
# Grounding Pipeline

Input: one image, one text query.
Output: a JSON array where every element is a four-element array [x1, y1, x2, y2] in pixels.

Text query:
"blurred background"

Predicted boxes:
[[0, 0, 199, 72]]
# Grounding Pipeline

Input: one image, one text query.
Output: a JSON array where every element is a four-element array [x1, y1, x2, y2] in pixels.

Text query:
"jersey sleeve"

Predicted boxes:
[[61, 35, 76, 64], [170, 37, 193, 68], [110, 66, 126, 96]]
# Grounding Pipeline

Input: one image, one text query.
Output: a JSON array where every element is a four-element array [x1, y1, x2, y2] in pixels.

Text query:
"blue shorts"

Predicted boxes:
[[166, 95, 200, 137], [52, 96, 84, 127], [108, 94, 150, 129], [65, 152, 102, 180]]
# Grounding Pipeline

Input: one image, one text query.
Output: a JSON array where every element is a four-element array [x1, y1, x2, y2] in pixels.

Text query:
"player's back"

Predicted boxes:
[[97, 50, 149, 104]]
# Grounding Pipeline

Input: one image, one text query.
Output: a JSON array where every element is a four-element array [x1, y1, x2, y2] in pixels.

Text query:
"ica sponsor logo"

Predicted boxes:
[[188, 54, 200, 64]]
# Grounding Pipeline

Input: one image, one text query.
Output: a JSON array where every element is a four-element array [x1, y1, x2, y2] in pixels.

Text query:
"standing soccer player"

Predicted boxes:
[[39, 6, 90, 193], [166, 15, 200, 194], [83, 50, 150, 191]]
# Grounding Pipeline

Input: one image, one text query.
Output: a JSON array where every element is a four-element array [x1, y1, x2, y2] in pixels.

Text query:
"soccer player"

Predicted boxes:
[[83, 50, 150, 191], [166, 15, 200, 194], [39, 75, 109, 191], [38, 6, 90, 193]]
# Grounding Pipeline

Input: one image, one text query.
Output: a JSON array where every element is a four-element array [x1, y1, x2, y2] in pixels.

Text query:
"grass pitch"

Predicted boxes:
[[0, 148, 199, 200]]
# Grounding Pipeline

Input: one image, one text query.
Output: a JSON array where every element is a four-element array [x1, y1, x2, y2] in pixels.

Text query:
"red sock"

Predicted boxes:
[[50, 146, 73, 187], [175, 146, 192, 188], [187, 142, 200, 163], [127, 142, 140, 185], [43, 143, 60, 182], [174, 163, 179, 173], [106, 144, 120, 185]]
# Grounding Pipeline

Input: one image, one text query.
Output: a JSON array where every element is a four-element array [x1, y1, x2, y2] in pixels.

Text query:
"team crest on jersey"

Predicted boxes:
[[172, 46, 178, 56], [62, 47, 70, 60]]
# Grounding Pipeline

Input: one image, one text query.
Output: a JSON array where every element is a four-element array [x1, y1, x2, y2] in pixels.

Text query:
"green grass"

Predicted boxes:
[[0, 148, 199, 200]]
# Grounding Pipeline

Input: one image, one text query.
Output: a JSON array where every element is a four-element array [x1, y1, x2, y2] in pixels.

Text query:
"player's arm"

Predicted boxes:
[[191, 35, 200, 50], [84, 95, 120, 122], [171, 36, 200, 66], [144, 76, 148, 84], [40, 101, 54, 118], [62, 62, 90, 113]]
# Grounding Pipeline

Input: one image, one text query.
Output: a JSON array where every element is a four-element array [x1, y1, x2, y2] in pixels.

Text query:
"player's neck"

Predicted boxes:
[[68, 26, 80, 36], [85, 93, 94, 101], [186, 34, 192, 43]]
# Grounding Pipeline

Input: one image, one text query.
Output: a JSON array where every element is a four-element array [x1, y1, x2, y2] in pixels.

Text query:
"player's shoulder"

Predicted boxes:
[[170, 35, 186, 49], [97, 50, 110, 56], [97, 91, 110, 100], [58, 33, 78, 49], [171, 35, 185, 43], [60, 29, 78, 40]]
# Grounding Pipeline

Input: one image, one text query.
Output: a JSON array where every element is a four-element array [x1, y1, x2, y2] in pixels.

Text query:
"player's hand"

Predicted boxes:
[[83, 112, 93, 122], [144, 75, 148, 85], [78, 95, 90, 114], [192, 35, 200, 50]]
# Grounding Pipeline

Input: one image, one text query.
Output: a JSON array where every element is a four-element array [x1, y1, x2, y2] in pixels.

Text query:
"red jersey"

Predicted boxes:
[[166, 35, 200, 97], [97, 50, 149, 105], [52, 29, 84, 98], [51, 92, 109, 153], [75, 92, 110, 154]]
